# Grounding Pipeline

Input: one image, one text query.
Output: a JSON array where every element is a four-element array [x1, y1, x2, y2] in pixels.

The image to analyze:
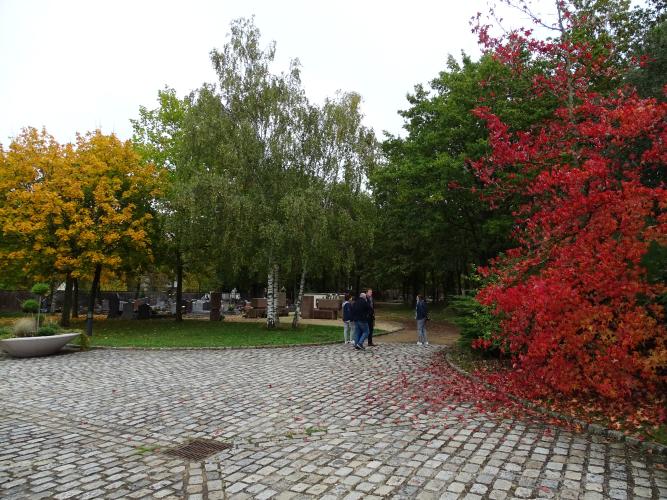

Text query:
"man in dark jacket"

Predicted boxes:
[[342, 294, 353, 343], [352, 292, 371, 350], [415, 294, 429, 346], [366, 288, 376, 346]]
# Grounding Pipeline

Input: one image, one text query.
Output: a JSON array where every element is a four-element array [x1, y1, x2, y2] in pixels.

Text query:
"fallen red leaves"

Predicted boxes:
[[369, 352, 665, 441]]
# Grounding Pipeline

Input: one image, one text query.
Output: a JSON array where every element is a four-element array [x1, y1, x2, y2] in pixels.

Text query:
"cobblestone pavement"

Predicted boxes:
[[1, 345, 665, 499]]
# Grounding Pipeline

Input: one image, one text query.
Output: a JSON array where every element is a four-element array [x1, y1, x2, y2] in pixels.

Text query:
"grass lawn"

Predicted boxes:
[[70, 318, 346, 348], [375, 302, 456, 323]]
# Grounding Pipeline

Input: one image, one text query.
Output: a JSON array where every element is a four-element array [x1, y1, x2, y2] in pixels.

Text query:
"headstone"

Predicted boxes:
[[251, 298, 267, 308], [121, 301, 134, 319], [210, 292, 222, 321], [313, 309, 336, 320], [317, 299, 341, 311], [302, 295, 315, 319], [137, 303, 151, 320], [107, 294, 121, 319]]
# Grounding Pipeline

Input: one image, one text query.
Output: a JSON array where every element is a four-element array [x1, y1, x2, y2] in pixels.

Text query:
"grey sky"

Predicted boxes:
[[0, 0, 535, 145]]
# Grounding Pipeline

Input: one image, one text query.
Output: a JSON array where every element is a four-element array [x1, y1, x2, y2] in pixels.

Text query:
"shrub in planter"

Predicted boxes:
[[12, 317, 37, 337], [30, 282, 50, 327], [37, 322, 62, 337], [31, 283, 50, 296], [21, 299, 39, 314]]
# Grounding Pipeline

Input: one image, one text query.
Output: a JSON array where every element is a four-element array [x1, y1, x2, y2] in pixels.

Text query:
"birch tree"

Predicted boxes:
[[209, 17, 303, 328], [288, 93, 379, 328]]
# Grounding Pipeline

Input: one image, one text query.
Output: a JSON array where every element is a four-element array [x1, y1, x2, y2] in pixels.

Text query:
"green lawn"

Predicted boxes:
[[376, 302, 456, 323], [72, 319, 346, 348]]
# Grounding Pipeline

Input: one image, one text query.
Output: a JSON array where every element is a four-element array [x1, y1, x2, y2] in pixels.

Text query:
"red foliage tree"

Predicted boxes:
[[470, 3, 667, 401]]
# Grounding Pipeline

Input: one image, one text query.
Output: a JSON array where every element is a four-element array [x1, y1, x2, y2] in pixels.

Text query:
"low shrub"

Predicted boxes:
[[21, 299, 39, 314], [76, 331, 90, 350], [448, 295, 502, 355], [11, 317, 37, 337], [37, 322, 62, 337], [30, 283, 50, 296]]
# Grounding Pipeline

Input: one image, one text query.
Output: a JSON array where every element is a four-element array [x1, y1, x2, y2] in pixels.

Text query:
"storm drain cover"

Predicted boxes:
[[163, 439, 232, 461]]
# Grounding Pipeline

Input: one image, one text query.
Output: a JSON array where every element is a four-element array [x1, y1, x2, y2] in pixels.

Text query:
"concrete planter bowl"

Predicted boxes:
[[0, 332, 81, 358]]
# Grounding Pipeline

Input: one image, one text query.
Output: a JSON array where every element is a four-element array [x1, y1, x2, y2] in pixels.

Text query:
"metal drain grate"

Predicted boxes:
[[163, 438, 232, 461]]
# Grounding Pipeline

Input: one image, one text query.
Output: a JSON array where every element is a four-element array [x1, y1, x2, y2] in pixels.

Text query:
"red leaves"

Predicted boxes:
[[469, 6, 667, 407], [473, 89, 667, 404]]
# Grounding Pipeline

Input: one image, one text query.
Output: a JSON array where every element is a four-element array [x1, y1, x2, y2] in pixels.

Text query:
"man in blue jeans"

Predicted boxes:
[[415, 294, 429, 346], [352, 292, 371, 350]]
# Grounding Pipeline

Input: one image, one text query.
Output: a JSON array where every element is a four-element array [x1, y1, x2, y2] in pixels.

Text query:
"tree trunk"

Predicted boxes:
[[72, 278, 79, 318], [266, 264, 277, 329], [556, 1, 575, 120], [175, 249, 183, 322], [85, 264, 102, 337], [292, 264, 307, 329], [49, 279, 56, 313], [134, 280, 141, 300], [60, 273, 73, 327], [273, 265, 280, 326]]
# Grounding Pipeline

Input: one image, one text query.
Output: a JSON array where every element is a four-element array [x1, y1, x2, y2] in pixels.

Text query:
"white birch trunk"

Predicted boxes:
[[292, 264, 307, 329], [267, 265, 276, 329], [266, 264, 280, 328], [273, 264, 280, 326]]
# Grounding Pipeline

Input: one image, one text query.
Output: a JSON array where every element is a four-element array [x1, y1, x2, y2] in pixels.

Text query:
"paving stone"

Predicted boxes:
[[0, 346, 664, 499]]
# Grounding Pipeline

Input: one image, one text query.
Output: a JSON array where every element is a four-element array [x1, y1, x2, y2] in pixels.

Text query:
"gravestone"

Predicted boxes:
[[251, 298, 267, 308], [107, 294, 121, 319], [137, 303, 151, 320], [302, 295, 315, 319], [317, 299, 341, 311], [121, 301, 134, 319], [210, 292, 222, 321]]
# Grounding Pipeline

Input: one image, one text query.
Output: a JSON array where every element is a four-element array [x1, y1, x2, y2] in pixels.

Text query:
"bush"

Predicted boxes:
[[76, 331, 90, 350], [30, 283, 50, 296], [37, 322, 62, 337], [448, 295, 501, 355], [21, 299, 39, 314], [11, 317, 37, 337]]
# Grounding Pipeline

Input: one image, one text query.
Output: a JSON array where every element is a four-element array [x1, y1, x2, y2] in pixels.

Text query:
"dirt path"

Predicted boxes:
[[376, 317, 460, 345], [223, 310, 460, 346]]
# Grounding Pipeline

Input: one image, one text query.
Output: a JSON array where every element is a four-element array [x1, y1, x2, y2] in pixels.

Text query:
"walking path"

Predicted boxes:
[[1, 343, 665, 499]]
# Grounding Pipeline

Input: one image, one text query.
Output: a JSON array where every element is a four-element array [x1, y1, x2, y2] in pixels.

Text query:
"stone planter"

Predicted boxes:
[[0, 332, 81, 358]]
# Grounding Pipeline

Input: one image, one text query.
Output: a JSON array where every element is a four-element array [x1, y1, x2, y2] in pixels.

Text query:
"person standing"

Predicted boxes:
[[352, 292, 371, 350], [342, 294, 353, 344], [367, 288, 376, 346], [415, 294, 429, 346]]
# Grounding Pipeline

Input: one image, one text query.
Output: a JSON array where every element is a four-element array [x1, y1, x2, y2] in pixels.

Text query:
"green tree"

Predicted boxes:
[[287, 93, 378, 328], [372, 52, 555, 299], [132, 88, 194, 321]]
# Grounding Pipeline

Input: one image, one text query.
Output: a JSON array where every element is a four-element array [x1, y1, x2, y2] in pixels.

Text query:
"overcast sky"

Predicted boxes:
[[0, 0, 538, 145]]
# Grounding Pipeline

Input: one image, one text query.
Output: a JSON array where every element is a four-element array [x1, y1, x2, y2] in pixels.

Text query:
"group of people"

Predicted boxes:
[[341, 290, 429, 349]]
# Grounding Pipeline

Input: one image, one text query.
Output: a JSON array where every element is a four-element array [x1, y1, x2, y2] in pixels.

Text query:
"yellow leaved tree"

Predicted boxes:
[[0, 128, 162, 331], [0, 128, 72, 289]]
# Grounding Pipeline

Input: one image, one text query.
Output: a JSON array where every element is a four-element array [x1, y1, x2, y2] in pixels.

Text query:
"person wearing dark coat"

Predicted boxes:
[[366, 288, 376, 346], [415, 294, 429, 346], [352, 292, 371, 350], [342, 294, 353, 343]]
